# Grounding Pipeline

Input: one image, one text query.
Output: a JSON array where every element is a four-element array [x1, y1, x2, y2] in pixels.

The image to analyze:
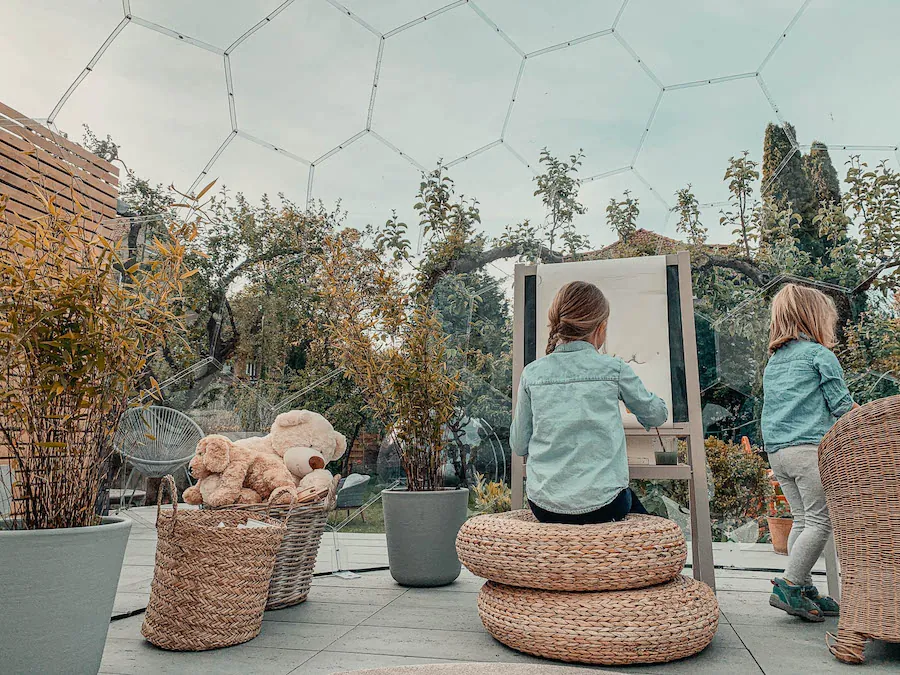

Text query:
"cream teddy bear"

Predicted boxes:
[[268, 410, 347, 493], [183, 434, 296, 506]]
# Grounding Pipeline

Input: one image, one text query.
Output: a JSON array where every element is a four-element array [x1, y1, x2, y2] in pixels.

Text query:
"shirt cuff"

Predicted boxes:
[[832, 395, 854, 417]]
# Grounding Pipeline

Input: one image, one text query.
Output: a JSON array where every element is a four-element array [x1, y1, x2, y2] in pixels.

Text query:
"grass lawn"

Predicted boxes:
[[327, 497, 386, 534], [327, 484, 482, 534]]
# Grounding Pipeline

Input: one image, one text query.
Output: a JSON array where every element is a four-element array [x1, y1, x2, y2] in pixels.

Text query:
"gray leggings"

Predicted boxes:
[[768, 444, 832, 586]]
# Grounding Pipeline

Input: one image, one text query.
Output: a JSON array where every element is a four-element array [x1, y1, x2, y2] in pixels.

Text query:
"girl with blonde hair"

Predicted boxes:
[[510, 281, 668, 524], [763, 283, 856, 622]]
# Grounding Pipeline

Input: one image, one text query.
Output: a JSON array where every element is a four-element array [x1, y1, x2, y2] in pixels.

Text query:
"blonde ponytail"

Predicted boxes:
[[545, 281, 610, 354]]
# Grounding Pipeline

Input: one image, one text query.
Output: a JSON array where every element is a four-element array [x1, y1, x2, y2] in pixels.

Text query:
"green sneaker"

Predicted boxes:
[[769, 578, 825, 622], [802, 585, 840, 617]]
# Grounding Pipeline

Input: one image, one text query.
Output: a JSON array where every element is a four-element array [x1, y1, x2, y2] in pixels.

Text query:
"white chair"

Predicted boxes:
[[113, 406, 203, 507]]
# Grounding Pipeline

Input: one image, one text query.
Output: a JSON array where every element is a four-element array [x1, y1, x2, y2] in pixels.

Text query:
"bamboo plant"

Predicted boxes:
[[0, 183, 196, 530], [317, 230, 458, 491]]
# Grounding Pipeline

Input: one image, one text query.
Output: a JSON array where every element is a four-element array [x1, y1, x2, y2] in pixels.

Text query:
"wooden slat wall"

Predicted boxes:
[[0, 104, 122, 513], [0, 101, 119, 236]]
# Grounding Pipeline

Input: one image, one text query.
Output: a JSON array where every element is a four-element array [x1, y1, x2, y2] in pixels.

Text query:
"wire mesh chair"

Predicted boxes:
[[819, 395, 900, 664], [113, 406, 203, 508]]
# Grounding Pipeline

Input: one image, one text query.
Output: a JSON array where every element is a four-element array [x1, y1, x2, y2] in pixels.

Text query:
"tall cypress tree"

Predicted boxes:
[[761, 122, 821, 258], [803, 141, 842, 206], [804, 140, 846, 256]]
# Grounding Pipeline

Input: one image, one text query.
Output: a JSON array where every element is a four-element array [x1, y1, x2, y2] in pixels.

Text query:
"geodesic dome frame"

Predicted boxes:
[[29, 0, 900, 234]]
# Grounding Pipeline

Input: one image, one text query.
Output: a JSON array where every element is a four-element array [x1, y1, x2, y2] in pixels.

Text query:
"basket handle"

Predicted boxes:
[[324, 474, 341, 511], [156, 474, 179, 525], [265, 485, 298, 520]]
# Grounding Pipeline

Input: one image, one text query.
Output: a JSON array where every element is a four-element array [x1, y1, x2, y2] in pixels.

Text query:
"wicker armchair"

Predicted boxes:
[[819, 395, 900, 664]]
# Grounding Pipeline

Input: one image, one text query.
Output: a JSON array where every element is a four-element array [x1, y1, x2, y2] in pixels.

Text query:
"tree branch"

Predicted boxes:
[[219, 247, 308, 289], [419, 243, 564, 294], [695, 254, 772, 287], [853, 258, 900, 294]]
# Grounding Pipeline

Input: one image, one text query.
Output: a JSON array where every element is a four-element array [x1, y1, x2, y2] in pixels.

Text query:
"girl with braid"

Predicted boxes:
[[510, 281, 668, 524]]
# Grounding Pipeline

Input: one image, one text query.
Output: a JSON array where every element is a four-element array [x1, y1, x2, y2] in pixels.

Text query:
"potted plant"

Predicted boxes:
[[317, 226, 468, 587], [0, 187, 194, 673], [767, 473, 793, 555], [472, 473, 511, 514]]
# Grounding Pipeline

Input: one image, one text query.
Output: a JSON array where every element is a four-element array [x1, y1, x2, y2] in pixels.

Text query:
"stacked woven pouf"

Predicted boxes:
[[456, 511, 718, 666]]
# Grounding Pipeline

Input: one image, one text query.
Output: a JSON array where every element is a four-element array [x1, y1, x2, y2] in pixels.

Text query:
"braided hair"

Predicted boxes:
[[545, 281, 610, 355]]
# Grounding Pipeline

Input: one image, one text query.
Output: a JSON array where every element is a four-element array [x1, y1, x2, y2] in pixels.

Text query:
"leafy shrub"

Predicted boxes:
[[634, 437, 772, 541], [472, 473, 511, 513]]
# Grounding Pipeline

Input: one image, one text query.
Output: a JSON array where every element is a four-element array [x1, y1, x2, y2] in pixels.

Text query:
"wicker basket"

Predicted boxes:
[[819, 395, 900, 664], [209, 476, 339, 610], [457, 511, 686, 591], [141, 477, 286, 651]]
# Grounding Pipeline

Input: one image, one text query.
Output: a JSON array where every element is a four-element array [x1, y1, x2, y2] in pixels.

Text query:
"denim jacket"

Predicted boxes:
[[510, 341, 668, 514], [762, 339, 854, 453]]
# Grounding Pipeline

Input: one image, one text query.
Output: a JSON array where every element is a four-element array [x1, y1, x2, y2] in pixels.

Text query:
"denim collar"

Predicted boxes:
[[554, 340, 596, 353]]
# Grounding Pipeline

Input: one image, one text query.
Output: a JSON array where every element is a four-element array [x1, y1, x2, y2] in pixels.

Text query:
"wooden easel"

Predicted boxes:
[[511, 251, 716, 591]]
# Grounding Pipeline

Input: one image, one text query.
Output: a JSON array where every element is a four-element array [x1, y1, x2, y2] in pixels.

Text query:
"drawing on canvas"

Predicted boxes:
[[535, 255, 673, 429]]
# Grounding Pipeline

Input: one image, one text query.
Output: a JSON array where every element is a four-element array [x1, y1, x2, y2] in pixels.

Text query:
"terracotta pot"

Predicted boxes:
[[767, 516, 793, 555]]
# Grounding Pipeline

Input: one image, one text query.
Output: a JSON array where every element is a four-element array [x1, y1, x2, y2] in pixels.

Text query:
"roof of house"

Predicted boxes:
[[580, 229, 736, 260]]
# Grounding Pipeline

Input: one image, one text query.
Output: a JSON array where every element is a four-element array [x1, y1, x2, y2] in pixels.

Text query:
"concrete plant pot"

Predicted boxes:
[[382, 487, 469, 587], [0, 515, 132, 674]]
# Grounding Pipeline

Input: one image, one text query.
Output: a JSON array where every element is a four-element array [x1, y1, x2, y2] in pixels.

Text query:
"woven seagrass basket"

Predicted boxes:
[[457, 511, 686, 591], [141, 477, 286, 651], [208, 476, 339, 610], [478, 575, 719, 666]]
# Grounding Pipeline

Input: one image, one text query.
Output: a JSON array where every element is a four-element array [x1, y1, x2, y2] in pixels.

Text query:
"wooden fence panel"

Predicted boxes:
[[0, 101, 119, 236]]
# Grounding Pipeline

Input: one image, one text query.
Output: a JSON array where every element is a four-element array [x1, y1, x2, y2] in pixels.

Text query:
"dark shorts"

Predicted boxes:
[[529, 488, 648, 525]]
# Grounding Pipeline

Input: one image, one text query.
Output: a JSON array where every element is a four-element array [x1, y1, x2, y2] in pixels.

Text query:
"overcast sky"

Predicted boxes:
[[3, 0, 899, 253]]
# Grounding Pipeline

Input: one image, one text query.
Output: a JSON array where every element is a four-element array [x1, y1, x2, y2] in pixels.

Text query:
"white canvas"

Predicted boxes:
[[535, 256, 673, 430]]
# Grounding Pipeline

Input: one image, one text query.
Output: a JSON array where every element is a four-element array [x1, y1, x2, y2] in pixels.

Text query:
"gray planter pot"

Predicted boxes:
[[382, 487, 468, 587], [0, 516, 132, 675]]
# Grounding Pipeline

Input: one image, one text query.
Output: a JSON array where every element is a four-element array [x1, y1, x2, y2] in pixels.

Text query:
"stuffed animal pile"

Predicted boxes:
[[183, 409, 347, 507]]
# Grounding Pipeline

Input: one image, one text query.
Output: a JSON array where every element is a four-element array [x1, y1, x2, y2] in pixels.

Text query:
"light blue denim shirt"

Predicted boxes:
[[762, 339, 854, 453], [510, 341, 668, 514]]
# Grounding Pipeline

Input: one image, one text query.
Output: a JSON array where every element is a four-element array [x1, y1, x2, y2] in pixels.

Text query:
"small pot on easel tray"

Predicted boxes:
[[767, 516, 793, 555], [654, 451, 678, 466]]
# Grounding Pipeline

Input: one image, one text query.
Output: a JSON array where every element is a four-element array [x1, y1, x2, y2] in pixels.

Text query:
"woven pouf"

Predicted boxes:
[[477, 575, 719, 666], [457, 511, 686, 591]]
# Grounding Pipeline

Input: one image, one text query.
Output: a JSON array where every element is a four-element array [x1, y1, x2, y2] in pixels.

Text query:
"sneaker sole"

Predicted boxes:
[[769, 595, 825, 622]]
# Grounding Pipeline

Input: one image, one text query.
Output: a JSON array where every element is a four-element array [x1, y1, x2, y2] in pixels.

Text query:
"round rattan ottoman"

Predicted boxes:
[[457, 511, 686, 591], [477, 575, 719, 666]]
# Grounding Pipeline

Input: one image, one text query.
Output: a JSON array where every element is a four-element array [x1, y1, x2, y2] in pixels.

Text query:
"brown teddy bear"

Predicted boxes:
[[183, 434, 297, 507], [268, 410, 347, 490]]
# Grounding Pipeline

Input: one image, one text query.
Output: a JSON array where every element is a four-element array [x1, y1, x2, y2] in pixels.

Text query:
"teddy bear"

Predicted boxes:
[[268, 410, 347, 492], [182, 434, 297, 507]]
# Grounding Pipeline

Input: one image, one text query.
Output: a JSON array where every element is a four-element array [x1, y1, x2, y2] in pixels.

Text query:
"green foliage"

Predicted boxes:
[[0, 182, 195, 529], [318, 226, 460, 492], [762, 122, 820, 257], [606, 190, 640, 243], [494, 219, 545, 264], [844, 156, 900, 294], [533, 148, 588, 255], [433, 272, 512, 485], [720, 151, 760, 257], [472, 473, 511, 513], [636, 438, 772, 542], [804, 141, 842, 208], [675, 185, 706, 245], [704, 437, 773, 521]]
